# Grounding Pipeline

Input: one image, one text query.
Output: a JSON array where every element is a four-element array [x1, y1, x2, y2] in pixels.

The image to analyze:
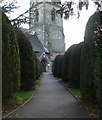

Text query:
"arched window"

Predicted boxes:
[[35, 9, 39, 22], [51, 8, 56, 21]]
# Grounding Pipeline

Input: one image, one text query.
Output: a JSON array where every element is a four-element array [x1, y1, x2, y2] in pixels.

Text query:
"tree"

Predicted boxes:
[[1, 0, 102, 27], [1, 0, 19, 13], [57, 0, 102, 19], [1, 0, 34, 27]]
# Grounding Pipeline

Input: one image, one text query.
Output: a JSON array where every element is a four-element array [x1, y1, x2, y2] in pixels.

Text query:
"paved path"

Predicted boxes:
[[8, 72, 89, 118]]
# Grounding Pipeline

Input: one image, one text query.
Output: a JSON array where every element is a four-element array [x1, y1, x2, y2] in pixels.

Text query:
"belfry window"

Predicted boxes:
[[35, 9, 39, 22], [51, 8, 56, 21]]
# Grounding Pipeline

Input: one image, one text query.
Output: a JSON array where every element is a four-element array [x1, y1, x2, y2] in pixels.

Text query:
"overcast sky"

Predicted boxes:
[[3, 0, 96, 50], [62, 0, 95, 49]]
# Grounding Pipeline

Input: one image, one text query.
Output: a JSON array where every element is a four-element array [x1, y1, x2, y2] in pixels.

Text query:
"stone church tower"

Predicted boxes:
[[29, 0, 65, 60]]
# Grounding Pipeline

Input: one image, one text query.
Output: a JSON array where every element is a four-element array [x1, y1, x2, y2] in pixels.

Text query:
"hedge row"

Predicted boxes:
[[2, 12, 20, 100], [2, 12, 42, 103], [52, 43, 82, 88], [80, 11, 102, 117], [52, 11, 102, 116]]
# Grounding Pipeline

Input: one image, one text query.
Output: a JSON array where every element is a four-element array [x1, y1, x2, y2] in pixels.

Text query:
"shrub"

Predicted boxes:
[[80, 42, 96, 101], [52, 60, 55, 75], [52, 55, 61, 77], [2, 12, 20, 101], [80, 11, 102, 105], [68, 43, 83, 88], [16, 29, 36, 91], [61, 44, 76, 82], [57, 55, 63, 78], [92, 12, 102, 117], [35, 56, 42, 80]]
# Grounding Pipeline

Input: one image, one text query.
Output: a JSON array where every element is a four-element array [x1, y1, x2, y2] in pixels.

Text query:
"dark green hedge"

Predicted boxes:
[[16, 29, 36, 91], [80, 11, 102, 106], [2, 12, 20, 101], [52, 55, 61, 77], [57, 55, 63, 78], [52, 60, 55, 75], [80, 42, 96, 101], [61, 45, 76, 82], [35, 56, 42, 80], [68, 43, 83, 88], [51, 11, 102, 117]]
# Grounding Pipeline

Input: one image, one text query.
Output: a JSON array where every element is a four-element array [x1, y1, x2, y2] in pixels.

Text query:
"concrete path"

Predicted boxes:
[[8, 72, 89, 118]]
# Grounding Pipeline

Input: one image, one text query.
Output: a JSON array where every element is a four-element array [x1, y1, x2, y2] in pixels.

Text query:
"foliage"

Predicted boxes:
[[13, 91, 33, 105], [80, 42, 96, 101], [52, 55, 61, 77], [80, 11, 102, 107], [2, 12, 20, 101], [2, 0, 101, 28], [57, 0, 102, 19], [12, 73, 43, 106], [34, 73, 43, 88], [1, 0, 34, 27], [57, 55, 63, 79], [70, 88, 81, 99], [35, 56, 42, 80], [68, 43, 83, 88], [61, 44, 76, 82], [2, 0, 19, 13], [16, 28, 36, 91], [52, 61, 54, 73]]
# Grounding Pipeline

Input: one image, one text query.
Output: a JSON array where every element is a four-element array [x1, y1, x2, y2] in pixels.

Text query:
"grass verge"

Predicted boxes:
[[69, 87, 99, 118], [69, 87, 81, 100], [13, 91, 34, 105], [3, 73, 44, 117], [13, 73, 43, 105], [34, 73, 43, 88]]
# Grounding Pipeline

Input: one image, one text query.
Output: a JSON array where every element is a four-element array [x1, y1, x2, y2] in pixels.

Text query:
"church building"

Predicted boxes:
[[29, 0, 65, 61]]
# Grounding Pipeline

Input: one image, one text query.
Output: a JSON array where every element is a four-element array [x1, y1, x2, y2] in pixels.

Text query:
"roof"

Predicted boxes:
[[35, 52, 43, 59], [26, 33, 48, 53]]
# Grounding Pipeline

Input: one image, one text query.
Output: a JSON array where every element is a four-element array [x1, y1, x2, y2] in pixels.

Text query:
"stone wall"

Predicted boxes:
[[29, 1, 65, 60]]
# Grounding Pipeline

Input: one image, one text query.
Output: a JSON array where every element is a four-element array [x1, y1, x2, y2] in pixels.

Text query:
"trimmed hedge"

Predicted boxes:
[[80, 42, 96, 101], [52, 60, 55, 75], [16, 29, 37, 91], [52, 55, 61, 77], [80, 11, 102, 106], [68, 43, 83, 88], [57, 55, 63, 78], [35, 56, 42, 80], [61, 44, 76, 82], [2, 12, 20, 101], [52, 11, 102, 117]]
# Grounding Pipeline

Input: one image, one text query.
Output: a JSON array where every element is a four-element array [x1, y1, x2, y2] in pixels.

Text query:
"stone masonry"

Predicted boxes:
[[29, 0, 65, 60]]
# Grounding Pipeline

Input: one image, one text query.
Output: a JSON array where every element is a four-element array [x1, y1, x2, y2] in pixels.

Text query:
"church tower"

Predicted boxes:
[[29, 0, 65, 60]]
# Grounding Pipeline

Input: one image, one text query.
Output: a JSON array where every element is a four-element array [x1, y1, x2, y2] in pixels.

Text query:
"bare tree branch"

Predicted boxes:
[[11, 3, 35, 27], [2, 0, 19, 13], [57, 0, 101, 19]]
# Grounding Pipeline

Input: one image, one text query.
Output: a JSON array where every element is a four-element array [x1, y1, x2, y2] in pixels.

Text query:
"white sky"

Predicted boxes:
[[3, 0, 96, 50], [62, 0, 95, 49]]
